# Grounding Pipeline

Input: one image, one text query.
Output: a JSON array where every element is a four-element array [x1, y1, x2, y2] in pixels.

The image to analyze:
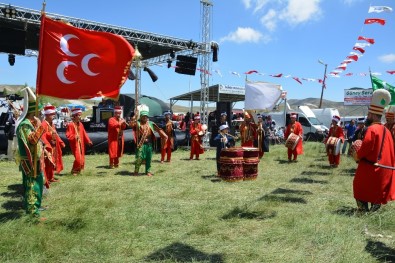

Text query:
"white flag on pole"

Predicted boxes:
[[245, 81, 282, 111]]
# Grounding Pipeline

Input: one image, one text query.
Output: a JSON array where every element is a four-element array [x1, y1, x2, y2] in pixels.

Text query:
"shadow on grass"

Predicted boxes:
[[289, 178, 328, 184], [333, 206, 357, 217], [276, 159, 292, 164], [1, 184, 24, 198], [365, 239, 395, 262], [308, 164, 329, 169], [145, 242, 224, 263], [2, 200, 23, 210], [201, 175, 222, 183], [221, 207, 277, 221], [271, 188, 313, 195], [95, 165, 108, 169], [258, 194, 307, 204], [300, 170, 331, 176], [0, 211, 23, 222], [49, 217, 87, 232], [339, 168, 356, 176], [0, 184, 24, 222]]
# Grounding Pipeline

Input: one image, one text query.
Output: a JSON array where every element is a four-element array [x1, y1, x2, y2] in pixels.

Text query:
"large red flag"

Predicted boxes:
[[364, 18, 386, 25], [37, 15, 135, 99]]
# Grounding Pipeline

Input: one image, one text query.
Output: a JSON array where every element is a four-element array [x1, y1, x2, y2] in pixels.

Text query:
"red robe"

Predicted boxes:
[[107, 116, 127, 159], [354, 123, 395, 204], [161, 119, 175, 162], [324, 125, 344, 165], [284, 121, 304, 156], [240, 122, 257, 147], [190, 122, 204, 158], [41, 120, 65, 186], [66, 121, 92, 173]]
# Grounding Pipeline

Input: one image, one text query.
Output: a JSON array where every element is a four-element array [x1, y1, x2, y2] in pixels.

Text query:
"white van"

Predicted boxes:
[[311, 108, 340, 129], [267, 106, 328, 141]]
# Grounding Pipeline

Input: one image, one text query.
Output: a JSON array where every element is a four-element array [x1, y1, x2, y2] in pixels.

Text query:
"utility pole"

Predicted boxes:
[[318, 59, 327, 109]]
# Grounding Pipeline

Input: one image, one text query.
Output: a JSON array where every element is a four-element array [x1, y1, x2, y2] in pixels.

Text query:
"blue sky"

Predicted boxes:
[[1, 0, 394, 108]]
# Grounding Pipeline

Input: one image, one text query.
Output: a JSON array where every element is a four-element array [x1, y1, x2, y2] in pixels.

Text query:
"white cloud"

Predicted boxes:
[[279, 0, 322, 25], [378, 54, 395, 63], [220, 27, 270, 44], [343, 0, 363, 6], [253, 0, 270, 13], [260, 9, 277, 31], [242, 0, 252, 9]]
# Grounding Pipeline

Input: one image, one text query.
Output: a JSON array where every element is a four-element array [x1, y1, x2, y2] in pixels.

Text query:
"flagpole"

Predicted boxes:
[[32, 1, 47, 178], [133, 47, 142, 147], [369, 67, 374, 88]]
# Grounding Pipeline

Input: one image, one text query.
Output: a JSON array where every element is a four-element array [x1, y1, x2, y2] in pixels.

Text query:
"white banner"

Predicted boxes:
[[218, 85, 245, 95], [344, 88, 373, 106], [245, 81, 282, 111]]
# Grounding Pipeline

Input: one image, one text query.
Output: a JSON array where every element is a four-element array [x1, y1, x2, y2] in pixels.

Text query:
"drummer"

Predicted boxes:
[[284, 113, 303, 162], [324, 115, 344, 168], [189, 115, 205, 160], [240, 111, 257, 147], [213, 124, 235, 175]]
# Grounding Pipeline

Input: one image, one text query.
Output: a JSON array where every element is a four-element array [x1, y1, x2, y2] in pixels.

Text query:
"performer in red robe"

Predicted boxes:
[[353, 89, 395, 212], [161, 111, 176, 163], [66, 108, 92, 175], [41, 104, 65, 186], [107, 106, 127, 168], [324, 115, 344, 168], [384, 106, 395, 150], [284, 113, 303, 162], [239, 112, 257, 147], [189, 115, 205, 160]]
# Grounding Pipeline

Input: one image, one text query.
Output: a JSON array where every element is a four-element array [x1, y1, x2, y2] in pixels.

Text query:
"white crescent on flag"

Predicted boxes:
[[245, 81, 282, 112]]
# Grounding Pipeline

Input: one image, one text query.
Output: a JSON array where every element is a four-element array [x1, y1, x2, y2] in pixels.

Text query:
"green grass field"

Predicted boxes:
[[0, 142, 394, 263]]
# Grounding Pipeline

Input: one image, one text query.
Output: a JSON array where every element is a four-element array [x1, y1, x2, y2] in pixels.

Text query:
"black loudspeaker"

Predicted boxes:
[[175, 55, 197, 76], [0, 27, 26, 55]]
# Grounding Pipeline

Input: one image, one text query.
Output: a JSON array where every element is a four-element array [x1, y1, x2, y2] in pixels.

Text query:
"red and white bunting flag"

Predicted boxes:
[[213, 69, 222, 77], [345, 73, 353, 76], [270, 73, 283, 78], [231, 71, 241, 77], [368, 6, 393, 13], [244, 70, 258, 74], [359, 73, 367, 76], [353, 46, 365, 54], [387, 70, 395, 75], [364, 18, 386, 25], [355, 42, 370, 48], [292, 77, 302, 85], [347, 54, 359, 61], [358, 36, 375, 44], [336, 64, 347, 70], [37, 14, 135, 99], [343, 59, 353, 64]]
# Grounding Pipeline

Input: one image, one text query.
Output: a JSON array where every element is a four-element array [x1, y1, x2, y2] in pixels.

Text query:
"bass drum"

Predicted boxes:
[[326, 136, 341, 155], [285, 133, 300, 150]]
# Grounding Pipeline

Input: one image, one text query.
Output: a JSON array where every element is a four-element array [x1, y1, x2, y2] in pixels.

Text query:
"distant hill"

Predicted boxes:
[[171, 98, 369, 117], [0, 84, 368, 118]]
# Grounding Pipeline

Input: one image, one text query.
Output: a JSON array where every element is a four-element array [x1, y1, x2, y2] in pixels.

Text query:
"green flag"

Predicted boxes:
[[371, 75, 395, 105]]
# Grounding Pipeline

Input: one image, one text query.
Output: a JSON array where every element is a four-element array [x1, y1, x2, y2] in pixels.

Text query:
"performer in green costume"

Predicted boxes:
[[15, 87, 46, 217], [130, 105, 165, 176]]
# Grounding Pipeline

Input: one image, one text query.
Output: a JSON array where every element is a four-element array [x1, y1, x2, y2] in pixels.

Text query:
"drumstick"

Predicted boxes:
[[372, 162, 395, 170]]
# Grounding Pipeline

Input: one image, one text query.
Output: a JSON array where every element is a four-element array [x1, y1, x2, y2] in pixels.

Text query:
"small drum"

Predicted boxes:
[[326, 136, 342, 155], [219, 147, 244, 182], [285, 133, 300, 150], [349, 139, 362, 162], [242, 147, 260, 180]]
